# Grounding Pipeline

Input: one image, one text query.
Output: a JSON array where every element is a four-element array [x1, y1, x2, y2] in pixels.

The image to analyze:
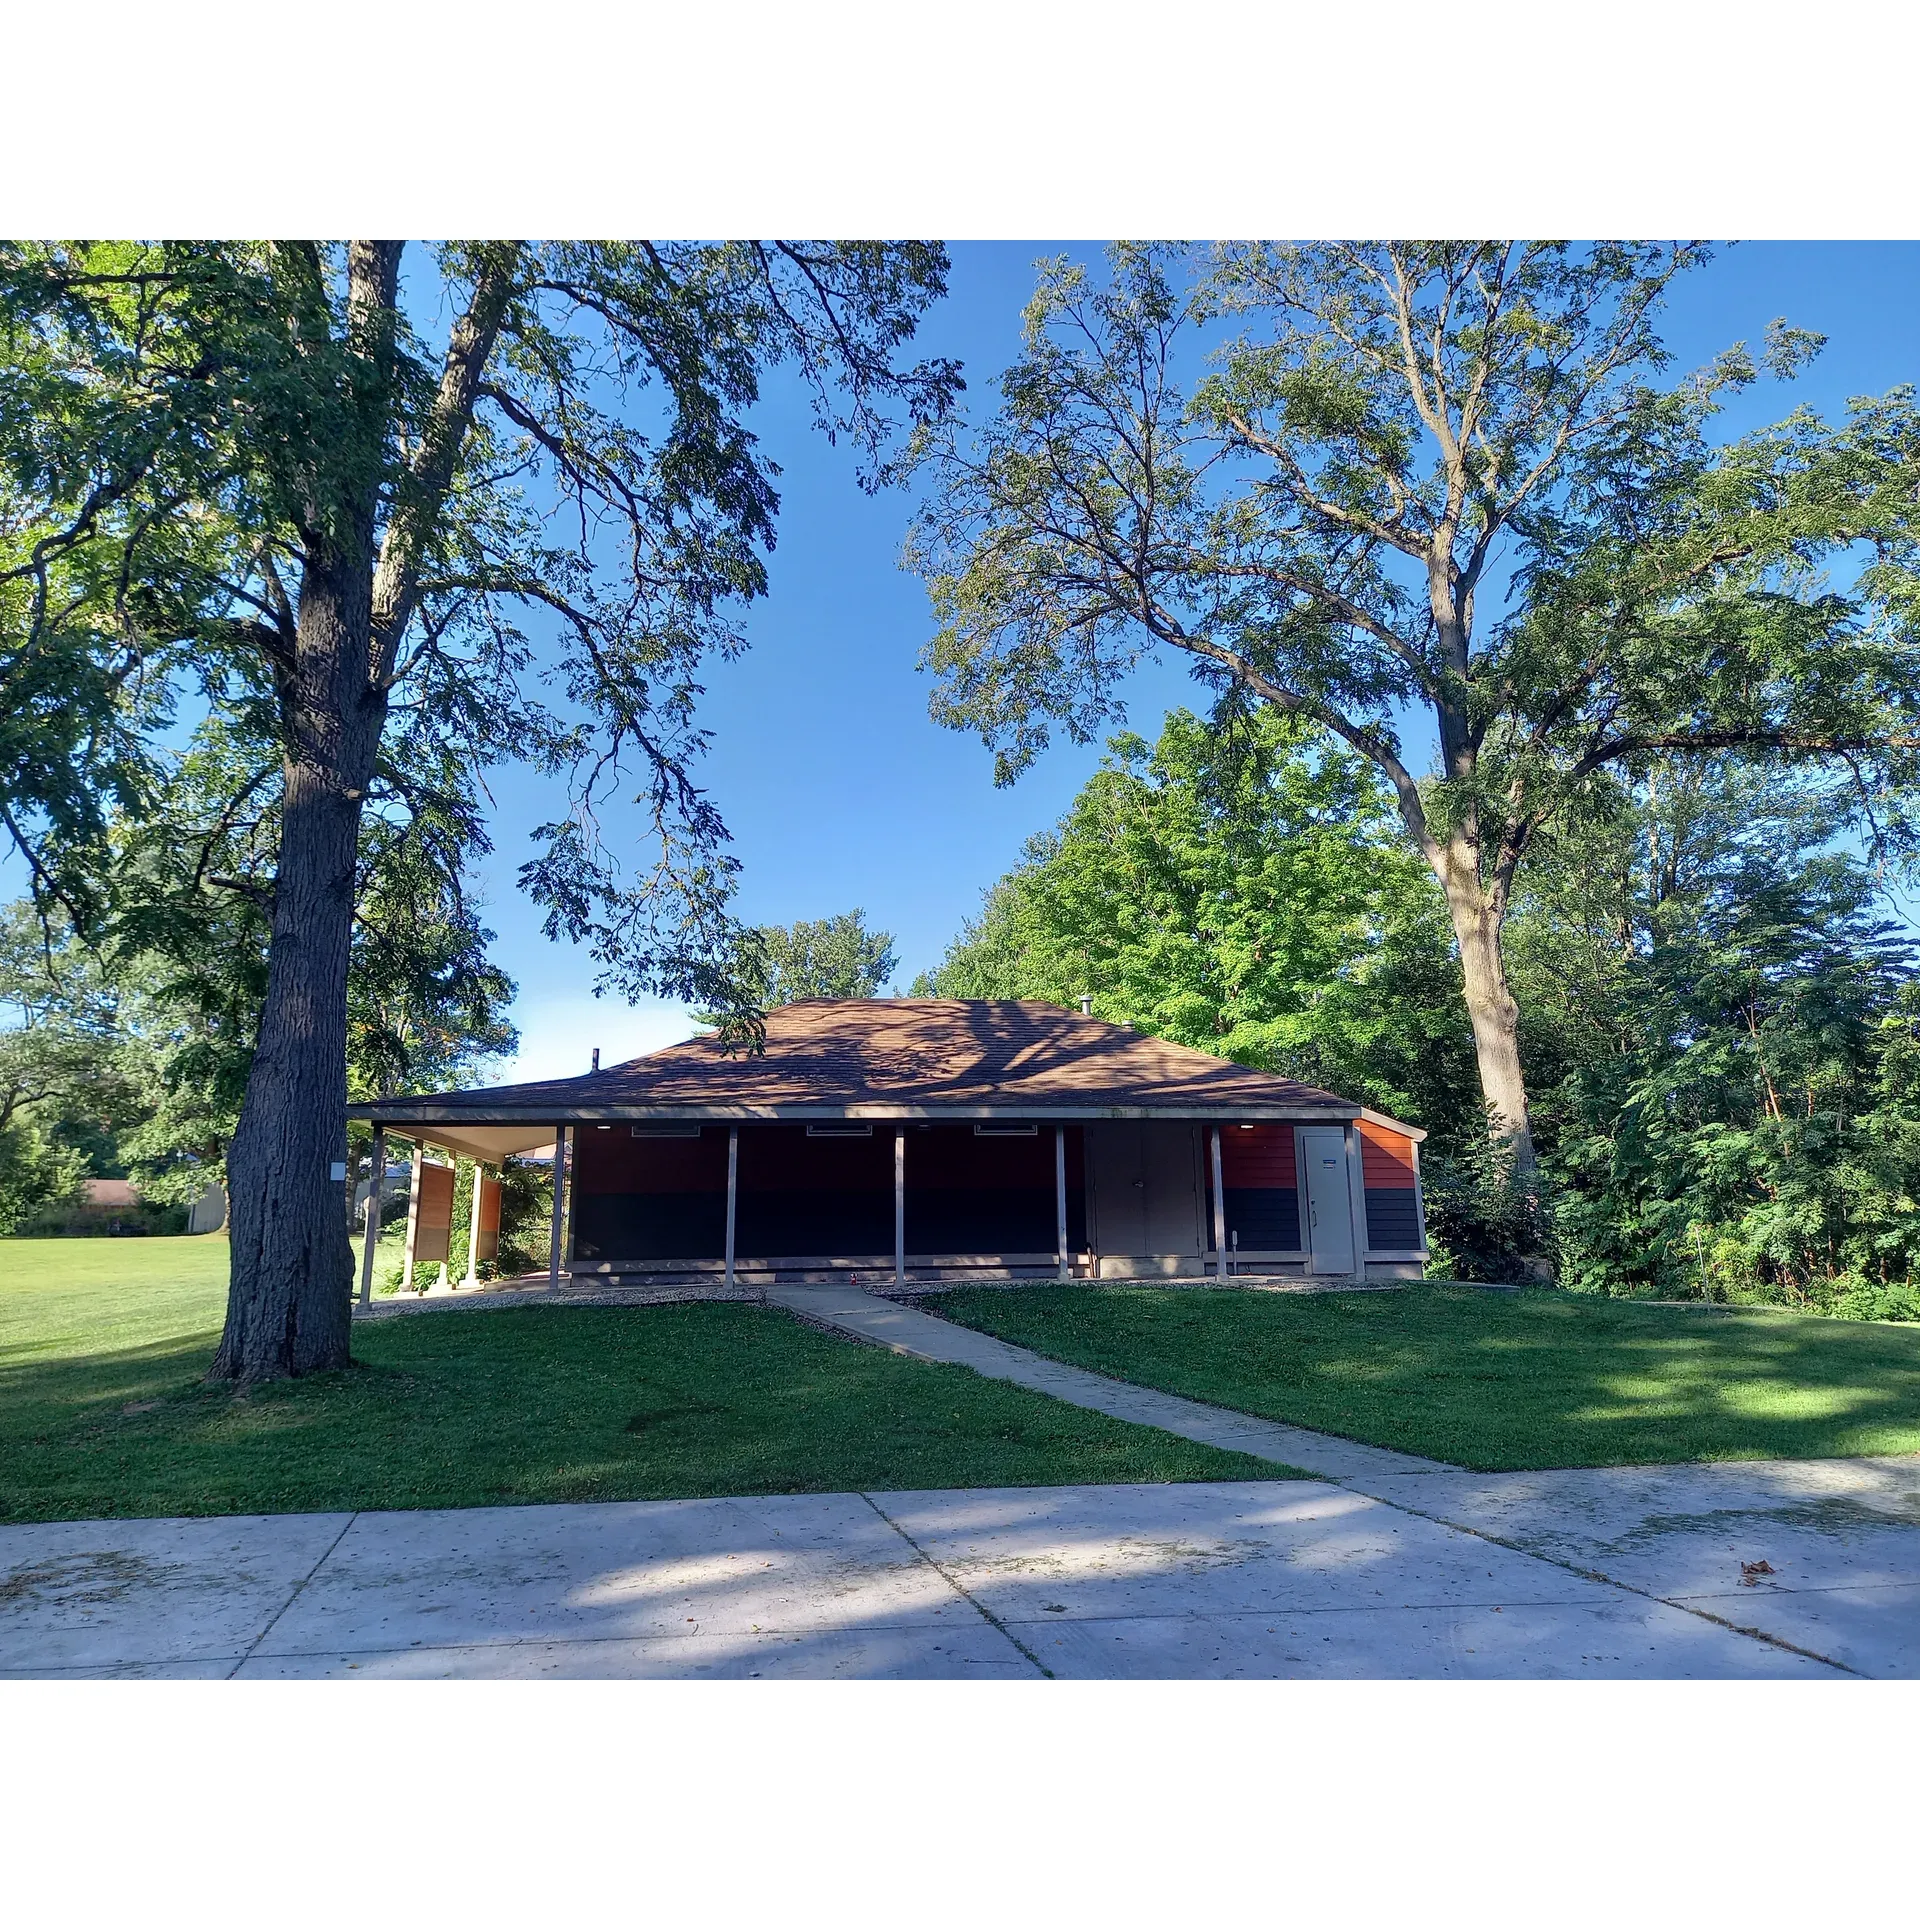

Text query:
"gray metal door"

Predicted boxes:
[[1088, 1124, 1147, 1255], [1299, 1127, 1355, 1275], [1141, 1123, 1202, 1255]]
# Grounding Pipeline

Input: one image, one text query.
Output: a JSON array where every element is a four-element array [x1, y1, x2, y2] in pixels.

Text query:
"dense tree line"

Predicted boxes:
[[921, 710, 1920, 1315]]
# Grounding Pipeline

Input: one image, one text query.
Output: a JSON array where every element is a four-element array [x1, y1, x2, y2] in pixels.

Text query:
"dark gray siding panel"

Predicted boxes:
[[1365, 1190, 1422, 1250], [1224, 1187, 1300, 1251]]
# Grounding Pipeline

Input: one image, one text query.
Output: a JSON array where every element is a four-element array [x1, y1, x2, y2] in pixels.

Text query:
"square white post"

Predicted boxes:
[[465, 1160, 483, 1289], [402, 1141, 423, 1292], [894, 1127, 906, 1286], [1210, 1125, 1228, 1280], [546, 1125, 568, 1290], [1054, 1125, 1069, 1280], [357, 1125, 385, 1308], [724, 1125, 739, 1289]]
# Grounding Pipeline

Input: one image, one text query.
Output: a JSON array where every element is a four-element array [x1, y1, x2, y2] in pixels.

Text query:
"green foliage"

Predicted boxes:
[[918, 707, 1476, 1132], [742, 909, 898, 1003], [1508, 758, 1920, 1312], [0, 1115, 90, 1235], [0, 902, 127, 1229], [1418, 1120, 1555, 1286], [907, 241, 1920, 1156], [0, 241, 961, 1028]]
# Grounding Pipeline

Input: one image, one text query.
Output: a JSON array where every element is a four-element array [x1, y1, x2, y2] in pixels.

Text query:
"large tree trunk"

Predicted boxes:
[[1433, 837, 1537, 1178], [212, 564, 386, 1382]]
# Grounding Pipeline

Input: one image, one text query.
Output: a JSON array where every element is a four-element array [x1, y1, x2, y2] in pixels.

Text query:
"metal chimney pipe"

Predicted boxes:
[[591, 1047, 600, 1073], [1079, 996, 1093, 1016]]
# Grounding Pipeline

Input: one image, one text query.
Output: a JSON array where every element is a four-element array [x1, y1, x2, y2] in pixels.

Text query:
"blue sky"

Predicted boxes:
[[475, 241, 1920, 1083]]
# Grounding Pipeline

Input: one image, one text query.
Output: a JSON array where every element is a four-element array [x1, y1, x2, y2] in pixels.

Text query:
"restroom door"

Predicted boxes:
[[1087, 1124, 1147, 1255], [1141, 1123, 1203, 1256], [1299, 1127, 1356, 1275]]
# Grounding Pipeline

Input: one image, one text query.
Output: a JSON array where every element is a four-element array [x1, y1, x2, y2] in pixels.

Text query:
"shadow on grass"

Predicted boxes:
[[0, 1302, 1296, 1525]]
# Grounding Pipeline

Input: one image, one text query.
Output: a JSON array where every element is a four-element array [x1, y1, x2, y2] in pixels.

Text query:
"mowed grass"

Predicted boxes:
[[930, 1283, 1920, 1471], [0, 1239, 1295, 1524]]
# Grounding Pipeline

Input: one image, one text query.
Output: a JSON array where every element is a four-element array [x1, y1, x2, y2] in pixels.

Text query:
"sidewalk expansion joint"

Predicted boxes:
[[225, 1512, 360, 1680], [859, 1493, 1053, 1679]]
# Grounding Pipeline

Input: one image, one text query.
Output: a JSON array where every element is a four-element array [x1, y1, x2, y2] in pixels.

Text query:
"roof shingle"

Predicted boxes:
[[352, 998, 1387, 1127]]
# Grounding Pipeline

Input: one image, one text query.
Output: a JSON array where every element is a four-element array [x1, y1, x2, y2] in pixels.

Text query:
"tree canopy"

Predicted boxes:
[[747, 909, 898, 1003], [916, 707, 1474, 1128], [908, 242, 1920, 1171], [0, 240, 958, 1377]]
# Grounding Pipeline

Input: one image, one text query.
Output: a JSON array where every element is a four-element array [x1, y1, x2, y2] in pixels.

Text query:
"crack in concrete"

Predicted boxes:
[[858, 1493, 1053, 1679], [225, 1513, 360, 1679]]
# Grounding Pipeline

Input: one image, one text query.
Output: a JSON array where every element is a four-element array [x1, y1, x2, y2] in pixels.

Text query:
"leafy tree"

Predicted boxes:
[[917, 707, 1475, 1130], [0, 240, 958, 1377], [908, 242, 1920, 1178], [0, 903, 129, 1228], [747, 909, 898, 1003], [1507, 757, 1920, 1307]]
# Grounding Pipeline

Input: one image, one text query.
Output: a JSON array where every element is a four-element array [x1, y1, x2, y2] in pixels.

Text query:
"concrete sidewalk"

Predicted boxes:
[[0, 1479, 1868, 1679], [7, 1284, 1915, 1678]]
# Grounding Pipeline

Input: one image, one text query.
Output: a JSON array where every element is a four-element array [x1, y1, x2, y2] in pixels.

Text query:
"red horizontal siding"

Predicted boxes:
[[1359, 1120, 1417, 1190], [1220, 1124, 1295, 1189]]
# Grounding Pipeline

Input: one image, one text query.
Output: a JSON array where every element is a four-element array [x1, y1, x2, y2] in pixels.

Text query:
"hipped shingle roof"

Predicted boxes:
[[350, 1001, 1419, 1157]]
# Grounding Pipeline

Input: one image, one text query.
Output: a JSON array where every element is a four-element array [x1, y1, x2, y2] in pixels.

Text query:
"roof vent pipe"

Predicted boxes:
[[1079, 996, 1093, 1016], [590, 1048, 600, 1074]]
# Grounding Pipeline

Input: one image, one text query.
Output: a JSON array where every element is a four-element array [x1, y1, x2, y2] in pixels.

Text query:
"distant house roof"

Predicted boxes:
[[81, 1178, 140, 1209], [351, 999, 1422, 1161]]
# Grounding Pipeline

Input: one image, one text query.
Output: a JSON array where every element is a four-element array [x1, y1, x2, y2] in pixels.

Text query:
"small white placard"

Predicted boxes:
[[329, 1161, 347, 1182]]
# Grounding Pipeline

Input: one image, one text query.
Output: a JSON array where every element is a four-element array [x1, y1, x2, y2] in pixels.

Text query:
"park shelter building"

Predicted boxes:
[[348, 999, 1428, 1293]]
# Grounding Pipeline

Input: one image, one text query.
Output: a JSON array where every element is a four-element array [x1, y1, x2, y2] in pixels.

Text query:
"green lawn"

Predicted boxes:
[[0, 1238, 1295, 1523], [929, 1283, 1920, 1471]]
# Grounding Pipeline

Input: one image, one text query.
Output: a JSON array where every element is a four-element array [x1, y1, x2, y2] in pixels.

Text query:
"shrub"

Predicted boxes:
[[1422, 1123, 1556, 1286]]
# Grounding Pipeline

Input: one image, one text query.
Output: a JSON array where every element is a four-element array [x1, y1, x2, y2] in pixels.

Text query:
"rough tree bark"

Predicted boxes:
[[211, 241, 512, 1381], [214, 559, 389, 1377]]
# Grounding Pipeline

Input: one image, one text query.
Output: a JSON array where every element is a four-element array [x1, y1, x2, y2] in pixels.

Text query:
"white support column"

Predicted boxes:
[[465, 1160, 483, 1289], [894, 1127, 906, 1287], [403, 1141, 423, 1293], [357, 1126, 385, 1309], [546, 1125, 568, 1291], [1210, 1125, 1228, 1280], [1055, 1125, 1069, 1280], [724, 1125, 740, 1290]]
